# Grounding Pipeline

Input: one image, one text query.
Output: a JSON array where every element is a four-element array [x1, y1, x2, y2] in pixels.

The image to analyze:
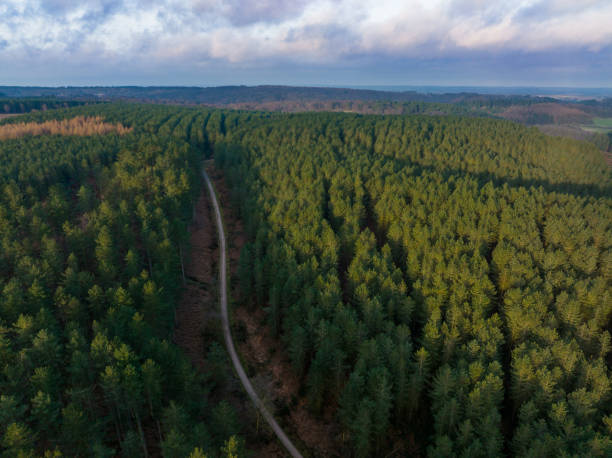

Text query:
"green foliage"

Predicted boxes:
[[0, 104, 243, 456], [1, 101, 610, 457], [0, 98, 86, 114], [214, 110, 611, 456]]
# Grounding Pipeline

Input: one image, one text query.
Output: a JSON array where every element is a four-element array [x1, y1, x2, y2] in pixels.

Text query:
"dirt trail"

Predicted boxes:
[[174, 163, 341, 456], [207, 164, 343, 457], [174, 167, 285, 457], [203, 166, 304, 458]]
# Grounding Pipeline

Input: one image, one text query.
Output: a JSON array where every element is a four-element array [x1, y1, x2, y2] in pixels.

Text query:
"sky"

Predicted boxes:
[[0, 0, 611, 87]]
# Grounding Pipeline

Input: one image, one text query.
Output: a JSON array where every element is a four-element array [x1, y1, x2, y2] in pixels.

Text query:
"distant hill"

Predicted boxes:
[[2, 86, 610, 155], [2, 84, 610, 118], [0, 84, 559, 106]]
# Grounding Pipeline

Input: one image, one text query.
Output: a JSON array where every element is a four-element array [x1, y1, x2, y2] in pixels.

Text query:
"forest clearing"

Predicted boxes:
[[0, 116, 131, 140]]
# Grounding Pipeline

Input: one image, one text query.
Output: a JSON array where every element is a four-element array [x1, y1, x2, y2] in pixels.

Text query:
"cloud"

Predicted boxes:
[[0, 0, 610, 85], [444, 0, 612, 52], [191, 0, 311, 26]]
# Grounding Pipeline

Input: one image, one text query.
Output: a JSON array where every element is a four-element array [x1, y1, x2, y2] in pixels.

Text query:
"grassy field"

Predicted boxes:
[[581, 117, 612, 134], [593, 117, 612, 128]]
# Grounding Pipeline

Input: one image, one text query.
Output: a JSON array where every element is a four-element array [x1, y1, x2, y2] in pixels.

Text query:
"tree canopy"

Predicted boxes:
[[0, 102, 610, 456]]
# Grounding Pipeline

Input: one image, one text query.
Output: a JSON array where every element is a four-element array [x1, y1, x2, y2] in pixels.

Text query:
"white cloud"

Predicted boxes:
[[0, 0, 611, 66]]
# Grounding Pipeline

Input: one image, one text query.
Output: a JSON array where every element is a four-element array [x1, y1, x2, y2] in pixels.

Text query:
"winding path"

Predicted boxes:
[[203, 168, 303, 458]]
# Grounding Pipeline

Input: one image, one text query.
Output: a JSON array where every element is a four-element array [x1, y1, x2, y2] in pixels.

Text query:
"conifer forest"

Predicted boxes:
[[0, 102, 610, 457]]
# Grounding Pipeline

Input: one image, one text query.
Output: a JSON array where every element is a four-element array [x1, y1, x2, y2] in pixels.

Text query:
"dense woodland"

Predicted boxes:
[[1, 98, 87, 114], [213, 112, 612, 456], [0, 104, 245, 457], [0, 102, 610, 456], [4, 85, 611, 117], [0, 86, 559, 105]]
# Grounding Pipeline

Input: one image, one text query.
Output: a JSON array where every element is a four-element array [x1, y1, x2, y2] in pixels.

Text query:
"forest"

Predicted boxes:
[[1, 98, 87, 114], [0, 104, 246, 457], [0, 102, 610, 457], [214, 113, 611, 457], [0, 85, 559, 105], [5, 85, 612, 117]]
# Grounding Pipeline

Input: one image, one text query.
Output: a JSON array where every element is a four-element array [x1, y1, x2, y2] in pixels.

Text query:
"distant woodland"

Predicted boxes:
[[3, 85, 610, 151], [0, 85, 556, 104], [0, 102, 610, 456], [1, 98, 88, 114], [1, 85, 610, 115]]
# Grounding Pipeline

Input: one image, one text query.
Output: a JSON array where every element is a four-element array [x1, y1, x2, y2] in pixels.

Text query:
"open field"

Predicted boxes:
[[581, 117, 612, 134], [499, 102, 593, 124], [593, 117, 612, 129]]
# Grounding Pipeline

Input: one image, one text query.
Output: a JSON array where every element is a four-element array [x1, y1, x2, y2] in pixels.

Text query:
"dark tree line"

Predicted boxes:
[[1, 98, 87, 114]]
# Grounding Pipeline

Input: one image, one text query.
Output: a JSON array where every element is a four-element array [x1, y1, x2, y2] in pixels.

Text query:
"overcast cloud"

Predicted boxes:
[[0, 0, 610, 86]]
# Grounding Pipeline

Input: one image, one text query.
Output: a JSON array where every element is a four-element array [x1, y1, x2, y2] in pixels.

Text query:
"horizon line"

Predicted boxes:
[[1, 84, 612, 90]]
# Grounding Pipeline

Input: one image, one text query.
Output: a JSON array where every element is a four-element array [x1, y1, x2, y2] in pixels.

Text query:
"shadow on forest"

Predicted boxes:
[[405, 160, 612, 199], [218, 140, 612, 200]]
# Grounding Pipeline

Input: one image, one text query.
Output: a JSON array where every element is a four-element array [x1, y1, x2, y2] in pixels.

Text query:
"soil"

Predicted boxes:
[[174, 187, 217, 369]]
